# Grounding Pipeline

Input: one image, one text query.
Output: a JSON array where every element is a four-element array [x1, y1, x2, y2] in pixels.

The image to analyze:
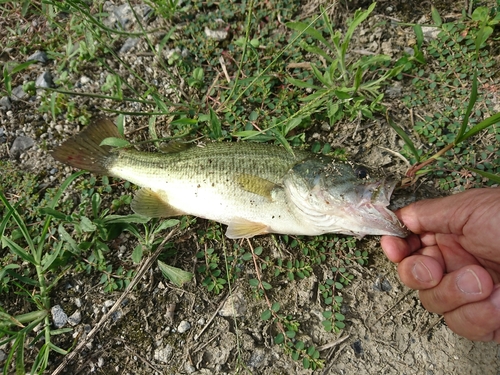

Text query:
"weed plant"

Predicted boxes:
[[1, 0, 499, 373]]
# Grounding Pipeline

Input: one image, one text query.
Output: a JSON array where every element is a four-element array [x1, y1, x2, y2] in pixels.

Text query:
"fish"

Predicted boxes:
[[51, 118, 408, 239]]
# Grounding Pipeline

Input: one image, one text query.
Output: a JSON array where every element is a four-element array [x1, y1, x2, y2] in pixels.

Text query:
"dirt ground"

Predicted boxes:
[[1, 0, 499, 374]]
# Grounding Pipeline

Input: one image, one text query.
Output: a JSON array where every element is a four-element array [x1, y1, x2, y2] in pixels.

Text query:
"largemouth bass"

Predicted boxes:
[[52, 118, 408, 238]]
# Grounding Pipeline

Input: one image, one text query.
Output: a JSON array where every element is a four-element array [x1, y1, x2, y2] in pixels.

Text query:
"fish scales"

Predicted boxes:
[[52, 118, 408, 238]]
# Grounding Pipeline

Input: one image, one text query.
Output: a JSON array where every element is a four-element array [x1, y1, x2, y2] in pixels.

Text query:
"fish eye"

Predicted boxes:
[[356, 167, 369, 179]]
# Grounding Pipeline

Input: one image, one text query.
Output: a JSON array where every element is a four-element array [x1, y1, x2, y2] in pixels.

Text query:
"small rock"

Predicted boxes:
[[374, 276, 392, 292], [97, 357, 105, 367], [154, 344, 173, 363], [51, 305, 68, 328], [35, 71, 54, 88], [352, 340, 364, 356], [80, 75, 91, 85], [11, 85, 28, 101], [10, 136, 35, 158], [204, 26, 228, 41], [0, 96, 11, 110], [196, 317, 206, 326], [104, 299, 115, 308], [110, 309, 123, 322], [219, 292, 247, 317], [422, 26, 440, 41], [0, 349, 6, 362], [177, 320, 191, 333], [120, 38, 140, 54], [385, 84, 402, 98], [184, 361, 196, 374], [68, 310, 82, 326], [247, 347, 268, 369], [27, 50, 48, 64]]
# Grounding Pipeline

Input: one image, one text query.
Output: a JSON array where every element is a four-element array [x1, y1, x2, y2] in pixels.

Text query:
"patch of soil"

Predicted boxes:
[[1, 1, 499, 374]]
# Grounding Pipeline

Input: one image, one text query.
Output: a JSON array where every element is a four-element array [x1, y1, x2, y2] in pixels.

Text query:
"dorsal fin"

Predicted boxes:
[[158, 141, 192, 153]]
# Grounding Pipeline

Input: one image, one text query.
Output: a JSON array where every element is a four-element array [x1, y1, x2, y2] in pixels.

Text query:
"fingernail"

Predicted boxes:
[[491, 285, 500, 310], [456, 269, 482, 295], [412, 261, 433, 283]]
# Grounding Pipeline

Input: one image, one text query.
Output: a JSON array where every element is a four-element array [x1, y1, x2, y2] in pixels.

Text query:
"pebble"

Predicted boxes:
[[219, 292, 247, 317], [68, 310, 82, 326], [27, 50, 48, 64], [421, 26, 440, 41], [0, 96, 11, 110], [11, 85, 28, 101], [154, 344, 173, 363], [51, 305, 68, 328], [177, 320, 191, 333], [184, 361, 196, 374], [120, 38, 140, 54], [373, 276, 392, 292], [35, 71, 54, 88], [0, 349, 6, 362], [204, 27, 228, 41], [247, 347, 268, 369], [10, 136, 35, 158]]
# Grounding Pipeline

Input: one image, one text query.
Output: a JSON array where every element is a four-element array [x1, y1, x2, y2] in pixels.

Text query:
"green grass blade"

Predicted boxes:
[[455, 70, 478, 143], [387, 117, 420, 162], [467, 168, 500, 184], [0, 193, 36, 255], [48, 171, 86, 210], [2, 237, 37, 265], [458, 112, 500, 142]]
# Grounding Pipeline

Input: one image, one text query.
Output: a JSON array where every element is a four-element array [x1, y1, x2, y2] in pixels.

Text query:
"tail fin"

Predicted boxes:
[[51, 118, 123, 175]]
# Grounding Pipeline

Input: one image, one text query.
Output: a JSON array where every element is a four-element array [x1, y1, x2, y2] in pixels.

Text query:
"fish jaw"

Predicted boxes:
[[345, 179, 409, 238], [284, 160, 409, 238]]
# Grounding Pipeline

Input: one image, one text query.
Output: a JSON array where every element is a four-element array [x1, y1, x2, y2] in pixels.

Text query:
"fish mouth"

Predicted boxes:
[[354, 179, 409, 238]]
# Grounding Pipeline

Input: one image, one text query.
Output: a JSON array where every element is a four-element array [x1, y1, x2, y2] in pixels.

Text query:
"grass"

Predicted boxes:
[[0, 0, 499, 373]]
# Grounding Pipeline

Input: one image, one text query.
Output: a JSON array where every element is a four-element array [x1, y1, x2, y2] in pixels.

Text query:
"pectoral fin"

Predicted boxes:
[[131, 188, 185, 218], [226, 218, 269, 239], [236, 174, 277, 200]]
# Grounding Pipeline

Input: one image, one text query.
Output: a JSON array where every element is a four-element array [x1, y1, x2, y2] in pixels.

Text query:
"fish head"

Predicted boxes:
[[284, 156, 409, 238]]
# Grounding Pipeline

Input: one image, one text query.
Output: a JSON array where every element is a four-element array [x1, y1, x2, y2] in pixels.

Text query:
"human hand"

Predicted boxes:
[[381, 188, 500, 343]]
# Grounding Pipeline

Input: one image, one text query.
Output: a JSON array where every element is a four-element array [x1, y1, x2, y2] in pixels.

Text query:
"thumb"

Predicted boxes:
[[397, 188, 498, 235]]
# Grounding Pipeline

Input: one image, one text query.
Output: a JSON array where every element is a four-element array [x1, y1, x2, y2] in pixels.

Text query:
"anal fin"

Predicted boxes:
[[131, 188, 185, 218], [226, 218, 269, 239]]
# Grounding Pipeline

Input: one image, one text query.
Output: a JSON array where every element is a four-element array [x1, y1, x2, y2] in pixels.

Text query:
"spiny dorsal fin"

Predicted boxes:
[[131, 188, 185, 218], [51, 118, 123, 175], [236, 174, 277, 200], [226, 218, 269, 239], [158, 141, 192, 153]]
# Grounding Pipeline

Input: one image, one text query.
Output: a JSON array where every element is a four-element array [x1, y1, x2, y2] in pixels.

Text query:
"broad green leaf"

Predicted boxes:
[[153, 219, 180, 234], [131, 244, 143, 264], [261, 309, 272, 320], [58, 224, 80, 255], [431, 5, 443, 26], [158, 260, 193, 287], [99, 137, 131, 148]]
